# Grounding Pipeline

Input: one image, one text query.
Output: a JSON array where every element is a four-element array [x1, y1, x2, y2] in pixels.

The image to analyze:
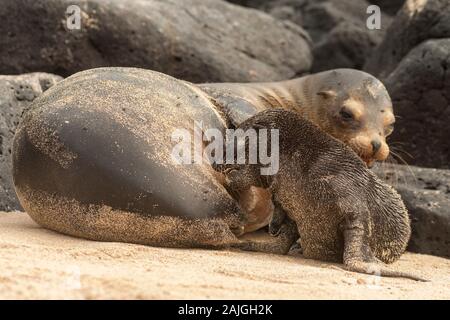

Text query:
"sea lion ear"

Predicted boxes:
[[317, 90, 337, 99]]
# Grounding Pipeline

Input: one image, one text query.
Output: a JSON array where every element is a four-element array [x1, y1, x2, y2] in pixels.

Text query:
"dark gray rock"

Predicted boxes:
[[0, 73, 62, 211], [228, 0, 391, 72], [230, 0, 406, 17], [363, 0, 450, 169], [227, 0, 269, 7], [369, 0, 406, 15], [0, 0, 312, 82], [311, 22, 380, 72], [384, 39, 450, 169], [282, 0, 391, 72], [374, 163, 450, 258], [297, 0, 381, 42], [365, 0, 450, 79]]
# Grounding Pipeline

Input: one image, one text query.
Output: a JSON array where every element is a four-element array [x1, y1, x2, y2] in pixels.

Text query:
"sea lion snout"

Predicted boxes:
[[349, 134, 390, 167], [371, 140, 381, 154]]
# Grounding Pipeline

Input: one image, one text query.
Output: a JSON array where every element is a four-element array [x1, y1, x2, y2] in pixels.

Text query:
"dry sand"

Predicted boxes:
[[0, 212, 449, 299]]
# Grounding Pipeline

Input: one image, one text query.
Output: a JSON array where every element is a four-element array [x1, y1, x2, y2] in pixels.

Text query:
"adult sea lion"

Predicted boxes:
[[13, 67, 246, 247]]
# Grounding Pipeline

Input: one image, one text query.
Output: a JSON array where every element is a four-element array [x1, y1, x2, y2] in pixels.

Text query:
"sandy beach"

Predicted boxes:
[[0, 212, 449, 300]]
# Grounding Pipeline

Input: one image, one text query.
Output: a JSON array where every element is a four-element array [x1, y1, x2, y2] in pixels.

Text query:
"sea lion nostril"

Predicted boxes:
[[371, 140, 382, 154]]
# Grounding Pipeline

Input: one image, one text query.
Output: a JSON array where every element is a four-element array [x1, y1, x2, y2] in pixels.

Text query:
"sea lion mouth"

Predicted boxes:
[[366, 160, 376, 168], [348, 144, 375, 168], [357, 154, 376, 168], [360, 151, 387, 168]]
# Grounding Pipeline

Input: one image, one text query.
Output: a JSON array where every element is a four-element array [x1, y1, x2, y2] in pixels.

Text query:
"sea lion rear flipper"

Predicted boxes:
[[343, 218, 428, 282]]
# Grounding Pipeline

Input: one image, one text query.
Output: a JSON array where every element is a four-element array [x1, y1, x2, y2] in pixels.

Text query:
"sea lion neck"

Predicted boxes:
[[237, 77, 319, 123], [274, 76, 321, 125], [252, 79, 301, 111]]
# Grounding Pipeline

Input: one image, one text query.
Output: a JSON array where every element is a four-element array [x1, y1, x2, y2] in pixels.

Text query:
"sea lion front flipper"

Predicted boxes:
[[269, 202, 303, 254], [343, 216, 428, 282], [268, 204, 286, 236]]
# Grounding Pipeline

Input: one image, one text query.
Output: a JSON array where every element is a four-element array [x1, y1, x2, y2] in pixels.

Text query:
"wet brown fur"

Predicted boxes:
[[220, 109, 426, 281]]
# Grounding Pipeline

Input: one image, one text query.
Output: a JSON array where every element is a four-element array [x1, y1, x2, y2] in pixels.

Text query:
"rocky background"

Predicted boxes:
[[0, 0, 448, 258]]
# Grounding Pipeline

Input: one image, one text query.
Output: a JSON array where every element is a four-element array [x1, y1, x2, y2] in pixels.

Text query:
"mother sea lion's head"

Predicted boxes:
[[311, 69, 395, 167]]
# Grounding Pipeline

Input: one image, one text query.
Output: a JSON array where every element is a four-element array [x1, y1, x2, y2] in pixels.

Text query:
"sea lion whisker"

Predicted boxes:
[[390, 146, 414, 159], [378, 155, 402, 187], [388, 151, 418, 186]]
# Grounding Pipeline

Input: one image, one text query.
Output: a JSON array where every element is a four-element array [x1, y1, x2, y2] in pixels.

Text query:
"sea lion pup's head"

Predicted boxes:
[[301, 69, 395, 167]]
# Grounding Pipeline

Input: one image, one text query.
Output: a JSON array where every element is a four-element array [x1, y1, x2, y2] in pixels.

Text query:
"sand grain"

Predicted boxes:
[[0, 212, 449, 299]]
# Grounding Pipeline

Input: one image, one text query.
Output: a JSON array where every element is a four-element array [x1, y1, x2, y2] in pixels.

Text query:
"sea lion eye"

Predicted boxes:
[[339, 109, 354, 120]]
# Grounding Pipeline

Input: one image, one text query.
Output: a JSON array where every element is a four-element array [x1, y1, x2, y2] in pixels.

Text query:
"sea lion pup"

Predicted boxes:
[[220, 109, 426, 281], [199, 68, 395, 167]]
